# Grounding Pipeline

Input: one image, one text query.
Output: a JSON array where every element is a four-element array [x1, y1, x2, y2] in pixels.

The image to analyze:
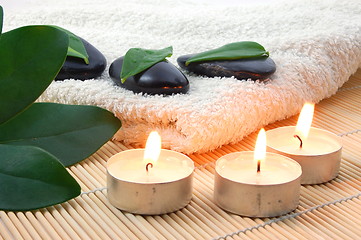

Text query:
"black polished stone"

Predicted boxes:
[[109, 57, 189, 95], [177, 54, 276, 80], [55, 37, 106, 80]]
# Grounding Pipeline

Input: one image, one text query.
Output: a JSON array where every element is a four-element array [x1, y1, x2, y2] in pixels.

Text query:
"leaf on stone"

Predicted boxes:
[[51, 25, 89, 64], [0, 102, 122, 166], [185, 41, 269, 66], [0, 144, 80, 211], [0, 25, 68, 124], [121, 46, 173, 83]]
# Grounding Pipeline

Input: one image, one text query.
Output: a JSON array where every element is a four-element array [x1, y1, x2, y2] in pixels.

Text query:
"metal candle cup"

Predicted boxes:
[[266, 126, 342, 184], [107, 149, 194, 215], [214, 151, 302, 218]]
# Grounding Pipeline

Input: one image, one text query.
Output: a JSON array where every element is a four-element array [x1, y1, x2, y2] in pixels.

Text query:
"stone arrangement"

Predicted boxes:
[[56, 38, 276, 95]]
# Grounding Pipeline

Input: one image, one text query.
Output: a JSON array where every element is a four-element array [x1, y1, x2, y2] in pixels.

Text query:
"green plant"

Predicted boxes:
[[50, 25, 89, 64], [121, 46, 173, 82], [0, 6, 121, 211], [185, 41, 269, 65]]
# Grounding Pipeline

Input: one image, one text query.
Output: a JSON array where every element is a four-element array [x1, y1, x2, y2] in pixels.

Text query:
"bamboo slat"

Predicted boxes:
[[1, 69, 361, 239]]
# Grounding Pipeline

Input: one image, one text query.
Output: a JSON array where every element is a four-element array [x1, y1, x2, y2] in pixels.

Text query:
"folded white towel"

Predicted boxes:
[[4, 0, 361, 153]]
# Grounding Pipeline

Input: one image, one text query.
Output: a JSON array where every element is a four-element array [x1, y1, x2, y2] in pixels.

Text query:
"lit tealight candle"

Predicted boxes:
[[214, 129, 302, 218], [266, 103, 342, 184], [107, 131, 194, 215]]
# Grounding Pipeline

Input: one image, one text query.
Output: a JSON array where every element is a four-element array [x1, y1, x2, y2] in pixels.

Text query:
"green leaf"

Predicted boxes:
[[50, 25, 89, 64], [185, 41, 269, 66], [0, 102, 122, 166], [0, 6, 3, 34], [0, 144, 80, 211], [0, 25, 68, 125], [121, 46, 173, 83]]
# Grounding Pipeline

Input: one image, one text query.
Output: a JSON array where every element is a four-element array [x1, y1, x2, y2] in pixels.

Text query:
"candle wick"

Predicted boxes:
[[293, 134, 303, 149], [257, 160, 261, 173], [146, 163, 153, 173]]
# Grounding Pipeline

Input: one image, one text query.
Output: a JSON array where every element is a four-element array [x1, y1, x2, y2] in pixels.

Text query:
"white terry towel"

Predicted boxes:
[[4, 0, 361, 153]]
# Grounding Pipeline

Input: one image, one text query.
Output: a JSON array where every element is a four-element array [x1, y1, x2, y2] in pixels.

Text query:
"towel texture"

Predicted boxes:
[[4, 0, 361, 153]]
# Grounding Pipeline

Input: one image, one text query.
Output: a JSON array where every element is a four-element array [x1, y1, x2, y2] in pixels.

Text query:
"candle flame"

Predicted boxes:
[[144, 131, 161, 164], [295, 103, 314, 140], [254, 128, 266, 170]]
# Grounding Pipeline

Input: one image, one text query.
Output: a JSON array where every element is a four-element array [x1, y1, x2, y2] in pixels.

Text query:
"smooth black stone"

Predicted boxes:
[[109, 57, 189, 95], [177, 54, 276, 80], [55, 37, 107, 80]]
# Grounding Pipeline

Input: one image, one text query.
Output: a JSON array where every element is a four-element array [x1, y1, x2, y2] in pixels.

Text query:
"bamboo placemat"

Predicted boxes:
[[1, 69, 361, 240]]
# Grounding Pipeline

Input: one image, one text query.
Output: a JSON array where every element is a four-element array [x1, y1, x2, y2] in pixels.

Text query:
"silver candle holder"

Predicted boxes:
[[214, 151, 302, 217], [107, 149, 194, 215], [266, 126, 342, 184]]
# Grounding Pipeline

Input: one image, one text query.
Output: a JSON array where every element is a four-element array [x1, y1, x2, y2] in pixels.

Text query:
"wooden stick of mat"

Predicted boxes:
[[175, 209, 213, 239], [179, 207, 214, 239], [95, 190, 149, 239], [75, 164, 102, 189], [15, 212, 42, 240], [68, 167, 89, 191], [135, 215, 169, 240], [24, 212, 52, 239], [281, 218, 321, 240], [6, 212, 33, 240], [291, 216, 330, 239], [70, 197, 116, 240], [0, 211, 23, 240], [188, 200, 234, 235], [80, 194, 131, 240], [85, 193, 139, 239], [123, 213, 160, 240], [62, 200, 102, 239], [296, 206, 354, 240], [54, 204, 90, 239], [45, 206, 82, 240], [144, 215, 181, 240], [33, 211, 62, 240], [80, 161, 105, 185], [159, 214, 196, 240], [0, 217, 14, 240], [167, 212, 204, 239]]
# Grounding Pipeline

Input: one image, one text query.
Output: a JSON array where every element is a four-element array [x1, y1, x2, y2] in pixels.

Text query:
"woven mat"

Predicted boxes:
[[1, 69, 361, 239]]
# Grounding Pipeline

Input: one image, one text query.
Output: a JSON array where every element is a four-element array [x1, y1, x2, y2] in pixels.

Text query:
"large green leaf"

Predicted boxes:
[[0, 144, 80, 211], [0, 25, 68, 124], [0, 6, 3, 34], [50, 25, 89, 64], [121, 46, 173, 83], [0, 102, 121, 166], [185, 41, 269, 66]]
